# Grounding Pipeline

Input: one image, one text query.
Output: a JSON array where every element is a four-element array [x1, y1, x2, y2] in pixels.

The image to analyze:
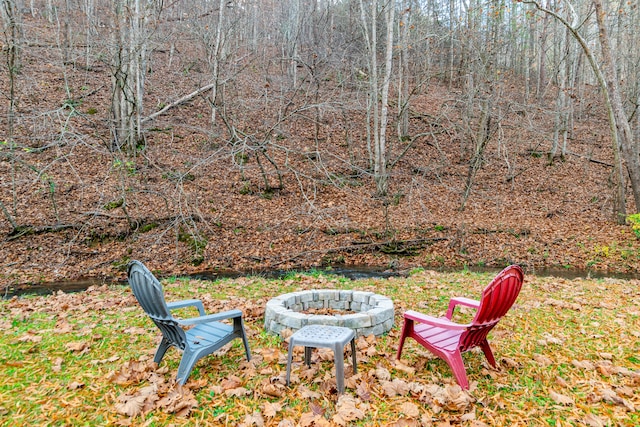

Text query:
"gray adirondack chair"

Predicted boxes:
[[127, 260, 251, 385]]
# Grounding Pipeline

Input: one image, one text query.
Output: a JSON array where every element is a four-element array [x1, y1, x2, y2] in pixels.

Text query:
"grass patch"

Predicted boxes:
[[0, 271, 638, 425]]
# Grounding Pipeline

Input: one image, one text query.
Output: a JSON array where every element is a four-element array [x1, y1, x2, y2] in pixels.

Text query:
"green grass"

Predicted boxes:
[[0, 270, 638, 425]]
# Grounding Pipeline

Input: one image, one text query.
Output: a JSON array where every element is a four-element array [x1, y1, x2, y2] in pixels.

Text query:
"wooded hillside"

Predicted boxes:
[[1, 0, 640, 286]]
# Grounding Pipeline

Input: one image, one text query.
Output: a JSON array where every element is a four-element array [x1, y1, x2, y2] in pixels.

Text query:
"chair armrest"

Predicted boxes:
[[445, 297, 479, 319], [178, 309, 243, 326], [167, 299, 206, 316], [404, 310, 469, 330]]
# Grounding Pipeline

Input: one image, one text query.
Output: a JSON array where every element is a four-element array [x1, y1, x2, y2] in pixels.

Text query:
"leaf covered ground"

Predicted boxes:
[[1, 269, 638, 426], [3, 15, 640, 290]]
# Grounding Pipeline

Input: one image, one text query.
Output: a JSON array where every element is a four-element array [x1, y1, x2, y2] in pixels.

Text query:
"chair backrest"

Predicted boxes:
[[127, 260, 187, 350], [459, 265, 524, 352]]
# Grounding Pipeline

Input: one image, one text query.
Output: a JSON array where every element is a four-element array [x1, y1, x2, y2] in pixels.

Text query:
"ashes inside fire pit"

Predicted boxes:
[[264, 289, 394, 337]]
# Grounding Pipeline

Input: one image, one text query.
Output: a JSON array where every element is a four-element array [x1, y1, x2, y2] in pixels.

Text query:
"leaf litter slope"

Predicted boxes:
[[1, 16, 639, 287], [0, 269, 638, 426]]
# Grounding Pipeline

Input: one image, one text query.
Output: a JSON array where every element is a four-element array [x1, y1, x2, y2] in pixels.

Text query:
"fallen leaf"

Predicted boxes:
[[18, 332, 42, 343], [263, 401, 282, 417], [51, 357, 63, 372], [332, 394, 367, 426], [393, 360, 416, 375], [382, 378, 410, 397], [555, 376, 570, 388], [374, 366, 391, 381], [582, 413, 605, 427], [239, 411, 265, 427], [65, 341, 89, 353], [532, 354, 553, 367], [356, 381, 373, 401], [262, 383, 284, 398], [225, 387, 251, 397], [400, 401, 420, 418], [572, 359, 595, 370], [220, 375, 243, 390], [114, 394, 147, 417], [298, 385, 321, 400], [549, 390, 574, 405]]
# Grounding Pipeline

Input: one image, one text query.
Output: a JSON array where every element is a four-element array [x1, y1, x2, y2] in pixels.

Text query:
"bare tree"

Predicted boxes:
[[522, 0, 632, 222], [1, 0, 20, 230], [111, 0, 156, 151], [358, 0, 394, 196]]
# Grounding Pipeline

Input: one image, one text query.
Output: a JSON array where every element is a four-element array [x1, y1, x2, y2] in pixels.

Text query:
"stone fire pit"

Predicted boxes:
[[264, 289, 394, 337]]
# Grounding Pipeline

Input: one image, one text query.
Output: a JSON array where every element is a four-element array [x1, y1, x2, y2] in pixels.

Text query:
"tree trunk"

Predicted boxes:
[[523, 0, 628, 222], [594, 0, 640, 216]]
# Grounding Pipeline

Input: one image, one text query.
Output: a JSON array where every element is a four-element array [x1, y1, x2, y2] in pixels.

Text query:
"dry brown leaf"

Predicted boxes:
[[382, 378, 410, 397], [386, 418, 419, 427], [332, 394, 367, 426], [18, 332, 42, 343], [114, 384, 158, 417], [549, 390, 574, 405], [51, 357, 63, 373], [374, 366, 392, 381], [220, 375, 243, 390], [65, 341, 89, 352], [393, 359, 416, 375], [592, 387, 636, 411], [225, 387, 251, 397], [555, 376, 570, 388], [615, 385, 634, 397], [572, 359, 595, 370], [355, 336, 369, 350], [532, 353, 553, 367], [262, 383, 285, 398], [123, 326, 147, 335], [581, 413, 605, 427], [68, 381, 85, 390], [298, 385, 321, 400], [114, 394, 147, 417], [356, 381, 373, 401], [261, 347, 281, 363], [263, 401, 282, 417], [442, 384, 474, 411], [91, 355, 120, 365], [400, 401, 420, 418], [460, 411, 476, 421], [54, 320, 74, 333], [500, 357, 519, 368], [310, 401, 325, 416], [158, 387, 198, 417], [298, 412, 323, 427], [239, 411, 265, 427]]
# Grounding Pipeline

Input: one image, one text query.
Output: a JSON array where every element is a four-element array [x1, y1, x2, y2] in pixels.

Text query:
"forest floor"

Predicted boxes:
[[2, 16, 640, 290]]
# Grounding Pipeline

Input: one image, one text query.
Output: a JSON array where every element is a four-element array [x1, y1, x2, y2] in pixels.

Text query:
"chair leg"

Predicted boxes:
[[286, 340, 295, 386], [154, 337, 172, 364], [334, 343, 345, 394], [235, 318, 251, 361], [444, 351, 469, 390], [396, 318, 412, 359], [350, 338, 357, 374], [480, 339, 496, 367], [304, 347, 312, 367], [176, 349, 200, 385]]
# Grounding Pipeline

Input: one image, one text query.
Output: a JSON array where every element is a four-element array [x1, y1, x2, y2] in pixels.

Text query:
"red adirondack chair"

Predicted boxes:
[[396, 265, 524, 389]]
